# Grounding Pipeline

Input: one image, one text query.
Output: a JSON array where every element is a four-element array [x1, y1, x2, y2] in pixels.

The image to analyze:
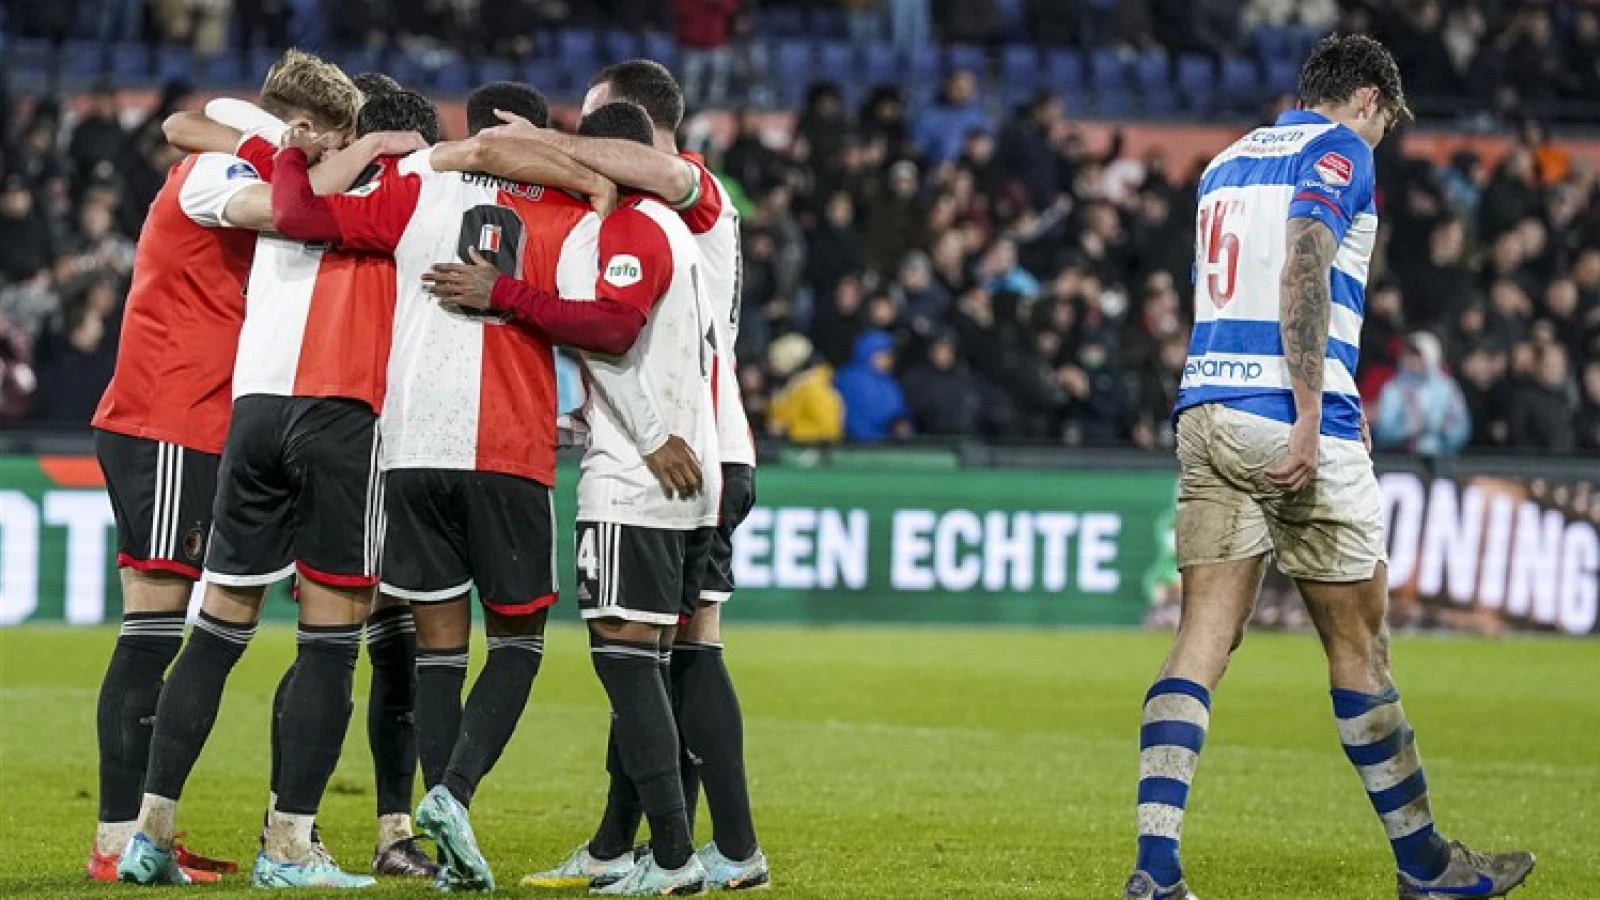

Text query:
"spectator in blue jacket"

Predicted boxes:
[[914, 70, 990, 167], [835, 330, 911, 442], [1374, 331, 1472, 456]]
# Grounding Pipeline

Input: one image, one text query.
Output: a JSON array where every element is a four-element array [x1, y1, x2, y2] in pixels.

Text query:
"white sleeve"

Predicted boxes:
[[580, 354, 669, 455], [178, 153, 264, 228], [205, 98, 287, 147]]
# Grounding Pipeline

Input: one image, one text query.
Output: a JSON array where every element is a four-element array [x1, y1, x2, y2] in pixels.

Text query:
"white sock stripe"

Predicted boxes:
[[1139, 745, 1201, 784], [487, 636, 545, 653], [297, 628, 362, 645], [1336, 701, 1407, 748], [1358, 741, 1424, 794], [195, 617, 256, 644], [1380, 795, 1436, 840], [591, 644, 658, 660], [416, 654, 468, 668], [119, 621, 186, 636], [364, 616, 415, 640], [674, 641, 724, 651], [1136, 802, 1185, 841], [1143, 693, 1211, 730]]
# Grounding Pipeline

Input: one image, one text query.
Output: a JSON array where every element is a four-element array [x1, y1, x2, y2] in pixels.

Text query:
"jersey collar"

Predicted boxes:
[[1275, 109, 1332, 127]]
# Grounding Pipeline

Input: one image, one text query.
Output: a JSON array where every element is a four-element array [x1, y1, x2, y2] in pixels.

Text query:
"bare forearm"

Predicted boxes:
[[541, 133, 696, 204], [455, 134, 611, 198], [308, 134, 382, 195], [1280, 219, 1336, 421], [163, 112, 243, 155]]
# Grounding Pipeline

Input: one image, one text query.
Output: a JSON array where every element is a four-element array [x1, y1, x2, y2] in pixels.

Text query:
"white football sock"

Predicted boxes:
[[136, 794, 179, 850], [264, 809, 317, 863], [377, 813, 413, 850], [96, 820, 138, 857]]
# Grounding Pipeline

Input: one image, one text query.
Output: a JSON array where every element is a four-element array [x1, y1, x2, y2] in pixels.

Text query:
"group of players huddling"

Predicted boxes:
[[88, 49, 765, 894]]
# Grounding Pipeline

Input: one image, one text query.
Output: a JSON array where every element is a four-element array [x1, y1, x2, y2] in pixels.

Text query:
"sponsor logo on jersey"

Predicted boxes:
[[604, 254, 643, 288], [345, 180, 381, 197], [224, 162, 259, 181], [1183, 358, 1266, 381], [1314, 152, 1353, 186]]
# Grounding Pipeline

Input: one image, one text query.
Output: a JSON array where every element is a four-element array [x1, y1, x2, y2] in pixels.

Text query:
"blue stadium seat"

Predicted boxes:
[[763, 7, 806, 37], [111, 43, 147, 81], [642, 33, 679, 70], [1220, 56, 1260, 109], [1265, 59, 1298, 97], [1046, 49, 1084, 93], [384, 54, 429, 91], [434, 64, 471, 93], [248, 47, 281, 81], [557, 29, 599, 75], [603, 29, 642, 65], [1134, 51, 1173, 116], [64, 40, 104, 80], [1090, 49, 1126, 92], [1000, 45, 1040, 105], [819, 41, 856, 82], [1176, 54, 1216, 114], [863, 42, 899, 86], [1253, 25, 1293, 65], [523, 59, 560, 97], [334, 47, 382, 79], [475, 58, 515, 87], [156, 47, 192, 82], [772, 40, 814, 107], [906, 46, 941, 103], [947, 43, 986, 77], [808, 7, 849, 39]]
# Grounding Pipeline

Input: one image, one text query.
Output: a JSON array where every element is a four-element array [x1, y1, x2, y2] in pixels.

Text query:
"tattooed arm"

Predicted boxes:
[[1265, 217, 1338, 491]]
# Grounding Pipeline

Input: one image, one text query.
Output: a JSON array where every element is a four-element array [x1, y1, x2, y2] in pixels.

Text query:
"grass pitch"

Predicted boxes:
[[0, 626, 1595, 899]]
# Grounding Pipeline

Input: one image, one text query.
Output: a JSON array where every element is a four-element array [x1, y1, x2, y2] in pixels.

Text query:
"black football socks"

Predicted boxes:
[[674, 641, 759, 860], [441, 634, 544, 808], [274, 623, 360, 816], [144, 611, 257, 802], [414, 647, 468, 789], [590, 636, 693, 870], [96, 612, 185, 826], [365, 606, 419, 820]]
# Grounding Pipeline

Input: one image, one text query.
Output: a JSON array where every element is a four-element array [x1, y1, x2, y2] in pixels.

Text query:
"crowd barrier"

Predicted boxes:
[[0, 451, 1593, 634]]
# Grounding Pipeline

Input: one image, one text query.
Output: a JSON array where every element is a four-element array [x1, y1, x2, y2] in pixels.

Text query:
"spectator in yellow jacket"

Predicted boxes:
[[766, 333, 844, 445]]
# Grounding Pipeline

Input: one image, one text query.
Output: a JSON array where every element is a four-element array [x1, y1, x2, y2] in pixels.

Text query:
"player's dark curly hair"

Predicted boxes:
[[465, 81, 549, 134], [1298, 34, 1412, 125], [352, 72, 404, 99], [357, 89, 440, 145], [590, 60, 684, 131], [578, 102, 656, 147]]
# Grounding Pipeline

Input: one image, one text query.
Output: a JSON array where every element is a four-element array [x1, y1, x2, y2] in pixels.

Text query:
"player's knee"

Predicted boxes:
[[296, 580, 373, 627], [678, 603, 722, 645], [202, 582, 267, 622], [485, 607, 548, 638], [588, 617, 662, 645], [121, 569, 196, 614], [412, 598, 472, 650]]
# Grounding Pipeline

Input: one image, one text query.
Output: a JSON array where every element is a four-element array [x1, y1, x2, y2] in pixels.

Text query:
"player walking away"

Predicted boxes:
[[269, 81, 625, 892], [509, 60, 769, 893], [1122, 36, 1534, 900], [86, 49, 368, 887]]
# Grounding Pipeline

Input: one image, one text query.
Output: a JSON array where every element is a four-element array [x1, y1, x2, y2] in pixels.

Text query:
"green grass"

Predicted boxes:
[[1, 626, 1596, 899]]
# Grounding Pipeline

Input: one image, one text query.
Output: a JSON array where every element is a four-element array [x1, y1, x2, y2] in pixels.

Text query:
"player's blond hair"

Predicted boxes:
[[259, 49, 361, 134]]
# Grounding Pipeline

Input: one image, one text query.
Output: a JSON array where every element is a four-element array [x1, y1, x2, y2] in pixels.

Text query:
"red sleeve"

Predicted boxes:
[[490, 277, 647, 355], [675, 159, 724, 235], [271, 149, 421, 252], [237, 136, 277, 181], [596, 206, 675, 315]]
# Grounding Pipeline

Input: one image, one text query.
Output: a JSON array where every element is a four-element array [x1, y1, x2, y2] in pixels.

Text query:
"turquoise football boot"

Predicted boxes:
[[697, 843, 771, 891], [251, 850, 377, 889], [415, 785, 494, 892], [117, 833, 193, 886]]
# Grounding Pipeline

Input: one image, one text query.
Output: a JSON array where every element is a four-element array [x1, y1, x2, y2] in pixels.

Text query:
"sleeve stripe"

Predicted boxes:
[[670, 160, 704, 211], [1293, 192, 1349, 221]]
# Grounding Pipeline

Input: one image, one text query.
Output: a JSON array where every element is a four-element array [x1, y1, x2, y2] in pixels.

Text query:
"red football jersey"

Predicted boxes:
[[92, 152, 265, 453]]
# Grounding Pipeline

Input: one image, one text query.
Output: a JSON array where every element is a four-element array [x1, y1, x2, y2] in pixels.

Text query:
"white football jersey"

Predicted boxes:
[[559, 197, 721, 530]]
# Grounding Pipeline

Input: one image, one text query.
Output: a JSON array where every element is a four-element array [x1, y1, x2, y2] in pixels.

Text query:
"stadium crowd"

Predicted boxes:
[[3, 4, 1600, 455]]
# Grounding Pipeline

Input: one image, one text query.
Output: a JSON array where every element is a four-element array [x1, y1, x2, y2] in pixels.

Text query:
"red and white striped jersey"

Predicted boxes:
[[93, 152, 264, 454], [678, 153, 755, 467], [313, 147, 591, 487], [233, 160, 400, 410], [561, 197, 721, 530]]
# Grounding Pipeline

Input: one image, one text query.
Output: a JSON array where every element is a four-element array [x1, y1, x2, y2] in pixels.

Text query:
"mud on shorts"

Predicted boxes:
[[1174, 403, 1386, 582]]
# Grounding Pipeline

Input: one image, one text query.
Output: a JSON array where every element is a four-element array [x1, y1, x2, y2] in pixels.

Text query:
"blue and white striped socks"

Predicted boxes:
[[1135, 678, 1210, 888], [1332, 687, 1450, 881]]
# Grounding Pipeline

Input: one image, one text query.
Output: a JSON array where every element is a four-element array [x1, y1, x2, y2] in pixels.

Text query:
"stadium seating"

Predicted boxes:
[[1134, 51, 1176, 116], [947, 43, 987, 78], [772, 39, 814, 108], [1090, 49, 1132, 116], [1177, 54, 1217, 115], [999, 45, 1040, 106], [1220, 56, 1262, 111]]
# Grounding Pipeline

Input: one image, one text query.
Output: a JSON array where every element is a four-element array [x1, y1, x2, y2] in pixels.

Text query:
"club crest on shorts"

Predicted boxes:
[[183, 525, 205, 562], [1313, 152, 1353, 186]]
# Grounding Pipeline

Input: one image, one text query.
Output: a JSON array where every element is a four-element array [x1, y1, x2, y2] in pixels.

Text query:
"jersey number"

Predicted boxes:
[[576, 527, 599, 584], [450, 205, 525, 322], [1197, 199, 1244, 308]]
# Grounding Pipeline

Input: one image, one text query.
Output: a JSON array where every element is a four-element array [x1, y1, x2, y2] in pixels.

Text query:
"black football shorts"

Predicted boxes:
[[576, 520, 714, 626], [204, 395, 382, 589], [380, 468, 557, 616], [699, 463, 756, 603], [95, 429, 219, 579]]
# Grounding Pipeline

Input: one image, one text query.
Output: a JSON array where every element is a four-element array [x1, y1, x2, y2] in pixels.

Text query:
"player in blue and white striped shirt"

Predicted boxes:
[[1122, 36, 1535, 900]]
